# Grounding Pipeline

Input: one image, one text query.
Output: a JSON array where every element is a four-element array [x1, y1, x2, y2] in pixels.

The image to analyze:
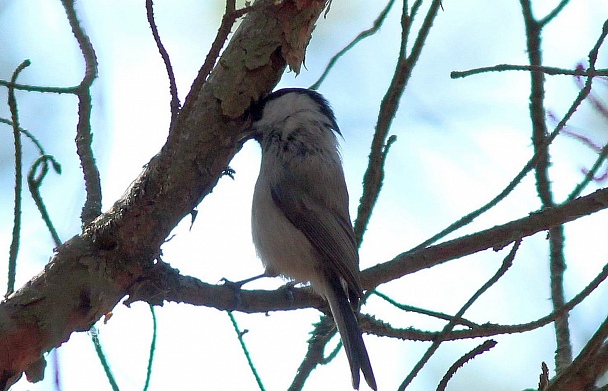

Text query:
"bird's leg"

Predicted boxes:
[[220, 273, 270, 309], [220, 273, 268, 288]]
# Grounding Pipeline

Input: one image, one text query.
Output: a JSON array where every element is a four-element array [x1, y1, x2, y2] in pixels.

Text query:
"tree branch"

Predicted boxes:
[[133, 187, 608, 315], [363, 186, 608, 289]]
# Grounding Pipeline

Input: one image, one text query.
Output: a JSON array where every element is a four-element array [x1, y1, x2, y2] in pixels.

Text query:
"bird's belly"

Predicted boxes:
[[252, 188, 322, 286]]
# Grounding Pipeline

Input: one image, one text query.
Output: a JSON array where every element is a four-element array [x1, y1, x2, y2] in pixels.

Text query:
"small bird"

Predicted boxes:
[[250, 88, 377, 390]]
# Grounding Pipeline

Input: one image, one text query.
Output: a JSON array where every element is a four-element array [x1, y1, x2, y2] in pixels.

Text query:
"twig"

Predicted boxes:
[[7, 59, 31, 296], [548, 316, 608, 390], [143, 305, 157, 391], [145, 0, 180, 127], [27, 156, 63, 247], [0, 118, 48, 155], [1, 118, 63, 248], [289, 317, 337, 391], [354, 0, 442, 246], [539, 0, 571, 26], [181, 0, 269, 116], [411, 23, 604, 252], [372, 290, 480, 328], [567, 140, 608, 201], [436, 340, 497, 391], [227, 311, 266, 391], [451, 64, 608, 79], [566, 20, 608, 201], [0, 81, 79, 94], [90, 327, 120, 391], [369, 185, 608, 289], [366, 261, 608, 343], [60, 0, 102, 226], [309, 0, 397, 90], [517, 5, 569, 369], [397, 240, 520, 390]]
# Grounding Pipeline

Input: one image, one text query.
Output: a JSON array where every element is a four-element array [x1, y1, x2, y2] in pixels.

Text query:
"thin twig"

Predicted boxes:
[[181, 0, 269, 116], [7, 59, 31, 296], [567, 140, 608, 201], [451, 64, 608, 79], [397, 240, 520, 390], [1, 118, 63, 248], [548, 315, 608, 390], [539, 0, 571, 26], [0, 81, 79, 94], [0, 118, 48, 155], [567, 20, 608, 201], [28, 156, 63, 247], [145, 0, 180, 127], [372, 290, 480, 328], [227, 311, 266, 391], [354, 0, 442, 246], [436, 340, 497, 391], [289, 317, 337, 391], [143, 305, 157, 391], [309, 0, 397, 90], [366, 261, 608, 342], [60, 0, 102, 226], [519, 0, 573, 372], [90, 327, 120, 391]]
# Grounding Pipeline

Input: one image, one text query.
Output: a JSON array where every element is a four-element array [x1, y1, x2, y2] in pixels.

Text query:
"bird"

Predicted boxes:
[[249, 88, 377, 390]]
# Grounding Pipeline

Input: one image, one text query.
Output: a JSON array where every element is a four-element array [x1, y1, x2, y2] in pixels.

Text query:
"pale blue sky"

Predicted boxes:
[[2, 1, 608, 390]]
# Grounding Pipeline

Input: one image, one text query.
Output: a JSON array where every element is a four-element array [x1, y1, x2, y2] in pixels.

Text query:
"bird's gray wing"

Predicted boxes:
[[269, 168, 363, 299]]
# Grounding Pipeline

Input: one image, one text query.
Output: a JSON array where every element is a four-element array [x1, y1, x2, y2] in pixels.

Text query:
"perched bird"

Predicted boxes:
[[250, 88, 376, 390]]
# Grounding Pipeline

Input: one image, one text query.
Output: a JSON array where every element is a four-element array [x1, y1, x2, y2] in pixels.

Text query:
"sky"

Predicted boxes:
[[1, 0, 608, 390]]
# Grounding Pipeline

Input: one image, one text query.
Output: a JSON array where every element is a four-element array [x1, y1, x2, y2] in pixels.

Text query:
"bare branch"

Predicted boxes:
[[436, 340, 497, 391], [548, 317, 608, 390], [354, 0, 443, 246], [370, 260, 608, 344], [309, 0, 397, 90], [7, 60, 31, 296], [412, 20, 606, 251], [398, 240, 519, 390], [146, 0, 181, 126], [451, 64, 608, 79], [60, 0, 102, 226], [289, 317, 337, 391], [365, 187, 608, 289], [372, 290, 480, 328]]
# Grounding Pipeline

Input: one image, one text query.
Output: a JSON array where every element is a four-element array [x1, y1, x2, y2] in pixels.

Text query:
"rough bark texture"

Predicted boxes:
[[0, 1, 327, 389]]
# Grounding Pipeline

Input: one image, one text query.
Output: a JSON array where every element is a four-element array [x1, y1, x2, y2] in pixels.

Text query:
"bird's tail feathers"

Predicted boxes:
[[325, 275, 377, 391]]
